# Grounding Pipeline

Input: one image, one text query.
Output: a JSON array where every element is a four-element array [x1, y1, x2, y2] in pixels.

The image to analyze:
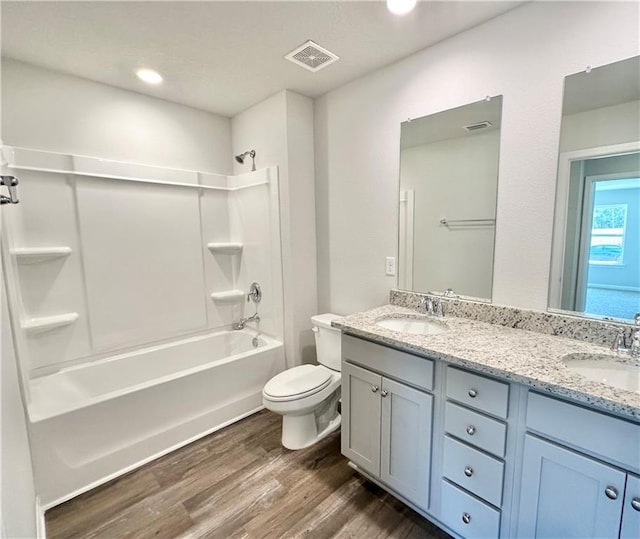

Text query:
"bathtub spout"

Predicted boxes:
[[234, 313, 260, 330]]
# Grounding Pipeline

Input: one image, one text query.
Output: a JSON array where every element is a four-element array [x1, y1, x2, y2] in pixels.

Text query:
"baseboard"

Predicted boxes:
[[35, 496, 46, 539]]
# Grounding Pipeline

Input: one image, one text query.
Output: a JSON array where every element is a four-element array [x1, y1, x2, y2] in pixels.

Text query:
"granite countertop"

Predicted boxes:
[[333, 304, 640, 421]]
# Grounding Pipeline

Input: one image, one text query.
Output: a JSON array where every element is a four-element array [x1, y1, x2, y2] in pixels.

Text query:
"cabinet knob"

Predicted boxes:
[[466, 425, 476, 436], [371, 385, 379, 393], [462, 512, 471, 524], [381, 389, 389, 397], [631, 497, 640, 512], [605, 486, 619, 500], [464, 466, 474, 477], [468, 388, 478, 398]]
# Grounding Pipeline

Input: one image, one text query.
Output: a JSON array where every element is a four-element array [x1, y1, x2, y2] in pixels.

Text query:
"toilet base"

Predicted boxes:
[[282, 413, 341, 450]]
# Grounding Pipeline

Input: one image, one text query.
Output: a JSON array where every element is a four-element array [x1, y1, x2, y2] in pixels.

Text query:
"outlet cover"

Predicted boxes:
[[385, 256, 397, 276]]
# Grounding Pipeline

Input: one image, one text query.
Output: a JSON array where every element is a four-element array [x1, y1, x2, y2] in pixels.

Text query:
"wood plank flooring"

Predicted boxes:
[[46, 410, 453, 539]]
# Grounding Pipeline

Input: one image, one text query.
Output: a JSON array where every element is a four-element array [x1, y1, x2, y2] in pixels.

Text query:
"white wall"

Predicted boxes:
[[232, 90, 317, 366], [315, 1, 640, 314], [1, 59, 232, 174]]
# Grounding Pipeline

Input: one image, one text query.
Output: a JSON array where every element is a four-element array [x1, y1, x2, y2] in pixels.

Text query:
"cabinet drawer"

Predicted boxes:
[[343, 334, 434, 392], [444, 401, 507, 458], [440, 480, 500, 539], [527, 392, 640, 470], [442, 436, 504, 507], [446, 367, 509, 419], [621, 474, 640, 539]]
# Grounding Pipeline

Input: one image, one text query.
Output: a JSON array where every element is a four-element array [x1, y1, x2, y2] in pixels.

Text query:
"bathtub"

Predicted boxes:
[[27, 329, 284, 508]]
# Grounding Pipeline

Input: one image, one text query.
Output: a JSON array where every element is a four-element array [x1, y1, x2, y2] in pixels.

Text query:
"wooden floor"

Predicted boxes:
[[46, 410, 453, 539]]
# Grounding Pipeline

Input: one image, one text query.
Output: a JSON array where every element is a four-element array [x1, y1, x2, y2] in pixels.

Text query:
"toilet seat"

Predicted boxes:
[[263, 365, 333, 402]]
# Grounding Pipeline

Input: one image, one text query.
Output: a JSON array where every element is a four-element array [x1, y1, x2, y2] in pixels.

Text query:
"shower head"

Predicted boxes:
[[235, 150, 256, 171]]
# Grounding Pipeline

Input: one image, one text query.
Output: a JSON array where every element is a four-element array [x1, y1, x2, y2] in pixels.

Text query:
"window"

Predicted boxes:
[[589, 204, 627, 265]]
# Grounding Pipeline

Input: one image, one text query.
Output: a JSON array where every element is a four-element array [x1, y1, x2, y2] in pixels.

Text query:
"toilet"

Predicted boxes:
[[263, 313, 342, 450]]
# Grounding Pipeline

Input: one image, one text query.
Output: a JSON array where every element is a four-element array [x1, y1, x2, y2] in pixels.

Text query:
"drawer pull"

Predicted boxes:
[[464, 466, 474, 477], [466, 425, 476, 436], [381, 389, 389, 397], [631, 497, 640, 512], [371, 385, 379, 393], [462, 512, 472, 524], [468, 388, 478, 398], [605, 486, 619, 500]]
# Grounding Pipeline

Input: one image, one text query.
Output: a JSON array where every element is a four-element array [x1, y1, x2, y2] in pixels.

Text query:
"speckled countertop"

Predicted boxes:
[[333, 305, 640, 421]]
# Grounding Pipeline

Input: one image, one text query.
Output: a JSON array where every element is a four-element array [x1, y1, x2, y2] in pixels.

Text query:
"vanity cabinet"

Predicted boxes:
[[621, 475, 640, 539], [439, 367, 509, 539], [518, 435, 626, 538], [341, 336, 434, 511], [339, 332, 640, 539], [517, 392, 640, 539]]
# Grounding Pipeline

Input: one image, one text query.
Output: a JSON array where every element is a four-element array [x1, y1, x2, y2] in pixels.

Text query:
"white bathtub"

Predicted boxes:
[[28, 329, 284, 507]]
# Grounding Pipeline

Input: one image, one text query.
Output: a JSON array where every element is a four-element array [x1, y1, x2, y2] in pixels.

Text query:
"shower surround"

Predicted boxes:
[[1, 146, 285, 506]]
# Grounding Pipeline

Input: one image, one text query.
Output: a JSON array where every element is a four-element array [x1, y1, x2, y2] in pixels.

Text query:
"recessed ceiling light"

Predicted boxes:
[[136, 68, 163, 85], [387, 0, 417, 16]]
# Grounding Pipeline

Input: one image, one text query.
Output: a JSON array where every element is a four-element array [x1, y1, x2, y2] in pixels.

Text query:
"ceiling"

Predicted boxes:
[[1, 1, 523, 118]]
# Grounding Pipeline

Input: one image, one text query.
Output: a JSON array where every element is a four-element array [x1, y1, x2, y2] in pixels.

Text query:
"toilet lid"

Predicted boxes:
[[263, 365, 332, 400]]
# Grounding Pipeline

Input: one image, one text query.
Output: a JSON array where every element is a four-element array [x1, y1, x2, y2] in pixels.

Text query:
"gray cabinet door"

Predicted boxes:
[[380, 377, 433, 511], [517, 435, 625, 538], [621, 474, 640, 539], [341, 362, 382, 476]]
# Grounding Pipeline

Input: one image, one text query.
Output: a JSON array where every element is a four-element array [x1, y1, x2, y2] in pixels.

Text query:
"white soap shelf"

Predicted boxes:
[[210, 290, 245, 304], [207, 242, 243, 254], [21, 313, 79, 333], [12, 247, 72, 264]]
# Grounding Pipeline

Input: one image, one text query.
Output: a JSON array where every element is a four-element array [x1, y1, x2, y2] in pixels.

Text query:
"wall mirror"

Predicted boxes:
[[397, 96, 502, 301], [549, 56, 640, 321]]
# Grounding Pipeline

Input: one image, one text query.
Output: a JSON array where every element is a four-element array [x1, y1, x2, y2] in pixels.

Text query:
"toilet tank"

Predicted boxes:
[[311, 313, 342, 372]]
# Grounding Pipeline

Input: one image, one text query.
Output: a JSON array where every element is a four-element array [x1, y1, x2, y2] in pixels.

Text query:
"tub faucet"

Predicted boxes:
[[234, 312, 260, 330]]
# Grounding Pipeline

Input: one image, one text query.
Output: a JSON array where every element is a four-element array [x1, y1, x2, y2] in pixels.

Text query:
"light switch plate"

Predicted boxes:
[[385, 256, 397, 276]]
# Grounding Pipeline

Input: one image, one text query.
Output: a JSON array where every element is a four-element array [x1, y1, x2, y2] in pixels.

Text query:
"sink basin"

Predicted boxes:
[[563, 353, 640, 394], [376, 317, 447, 335]]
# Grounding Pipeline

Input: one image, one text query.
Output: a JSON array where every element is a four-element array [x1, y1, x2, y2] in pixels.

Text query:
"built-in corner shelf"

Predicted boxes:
[[21, 312, 79, 333], [210, 290, 245, 304], [207, 242, 243, 255], [12, 247, 72, 265]]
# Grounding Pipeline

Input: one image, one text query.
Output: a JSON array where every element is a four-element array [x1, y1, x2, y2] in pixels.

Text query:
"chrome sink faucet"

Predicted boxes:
[[420, 296, 444, 317], [420, 296, 432, 315], [611, 329, 627, 354], [631, 313, 640, 358]]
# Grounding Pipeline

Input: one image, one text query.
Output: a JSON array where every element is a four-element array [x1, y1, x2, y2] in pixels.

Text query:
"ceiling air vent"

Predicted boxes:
[[285, 40, 339, 73], [463, 121, 493, 132]]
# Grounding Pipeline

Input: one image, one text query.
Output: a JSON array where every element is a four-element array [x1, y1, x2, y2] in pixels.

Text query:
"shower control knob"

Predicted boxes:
[[371, 385, 379, 393], [247, 282, 262, 304], [466, 425, 476, 436]]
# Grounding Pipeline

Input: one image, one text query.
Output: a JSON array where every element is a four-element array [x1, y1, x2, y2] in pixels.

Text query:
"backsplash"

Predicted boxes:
[[390, 289, 636, 348]]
